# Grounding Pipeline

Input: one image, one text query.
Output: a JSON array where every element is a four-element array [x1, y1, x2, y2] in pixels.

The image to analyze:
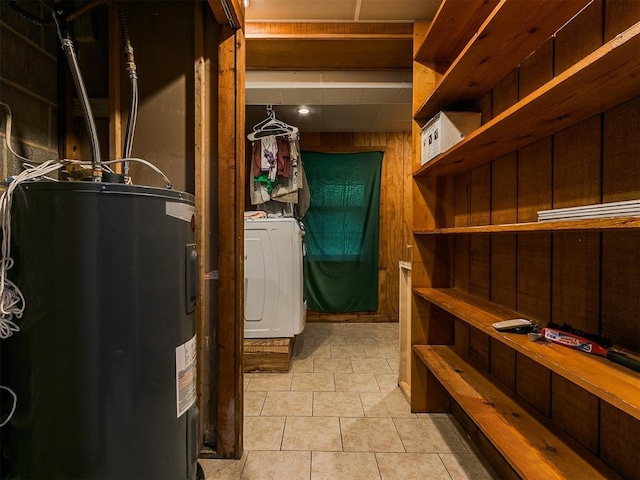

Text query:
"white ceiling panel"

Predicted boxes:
[[358, 0, 439, 21], [321, 89, 365, 105], [245, 0, 357, 22], [245, 88, 283, 105], [282, 88, 324, 105], [359, 88, 405, 104]]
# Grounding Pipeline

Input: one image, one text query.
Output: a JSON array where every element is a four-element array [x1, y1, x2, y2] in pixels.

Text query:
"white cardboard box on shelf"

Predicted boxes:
[[421, 111, 481, 165]]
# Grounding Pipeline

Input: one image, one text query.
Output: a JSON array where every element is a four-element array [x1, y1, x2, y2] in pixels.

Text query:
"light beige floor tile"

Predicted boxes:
[[386, 358, 400, 374], [314, 357, 353, 373], [244, 391, 267, 416], [282, 416, 342, 451], [304, 323, 331, 336], [244, 375, 251, 391], [261, 391, 313, 416], [363, 346, 399, 359], [340, 417, 405, 452], [293, 336, 315, 356], [340, 324, 376, 338], [311, 452, 381, 480], [315, 336, 347, 347], [360, 392, 414, 418], [243, 416, 285, 450], [296, 344, 332, 359], [331, 345, 367, 358], [375, 374, 400, 393], [291, 372, 335, 391], [415, 413, 453, 420], [439, 453, 500, 480], [246, 373, 292, 391], [307, 344, 334, 358], [241, 451, 311, 480], [314, 391, 364, 417], [376, 452, 450, 480], [446, 415, 481, 453], [375, 337, 400, 348], [334, 373, 381, 392], [351, 358, 393, 374], [201, 452, 247, 480], [394, 417, 469, 453], [291, 357, 315, 373], [343, 336, 379, 347]]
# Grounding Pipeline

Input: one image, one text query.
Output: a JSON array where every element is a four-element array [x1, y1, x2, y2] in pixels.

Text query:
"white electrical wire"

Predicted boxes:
[[0, 386, 17, 427], [0, 160, 65, 340], [0, 102, 31, 163]]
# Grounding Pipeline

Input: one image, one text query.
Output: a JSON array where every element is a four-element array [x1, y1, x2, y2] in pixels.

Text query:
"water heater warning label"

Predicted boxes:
[[176, 335, 197, 418]]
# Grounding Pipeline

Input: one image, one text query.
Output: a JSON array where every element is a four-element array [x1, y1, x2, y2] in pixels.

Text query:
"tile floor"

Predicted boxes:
[[200, 322, 500, 480]]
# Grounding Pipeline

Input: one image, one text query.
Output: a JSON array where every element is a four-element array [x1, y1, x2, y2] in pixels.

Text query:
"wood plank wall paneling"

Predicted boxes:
[[515, 354, 551, 417], [516, 233, 551, 321], [604, 0, 640, 42], [491, 69, 518, 117], [490, 235, 516, 309], [601, 401, 640, 480], [490, 340, 516, 391], [551, 233, 601, 334], [602, 232, 640, 352], [300, 132, 411, 322], [491, 153, 517, 225], [454, 173, 471, 227], [603, 97, 640, 203], [517, 139, 552, 223], [555, 0, 604, 75], [553, 116, 602, 209], [551, 374, 600, 455], [518, 38, 553, 99]]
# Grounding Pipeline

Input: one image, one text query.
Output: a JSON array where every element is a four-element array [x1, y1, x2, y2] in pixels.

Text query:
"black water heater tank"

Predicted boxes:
[[0, 181, 199, 479]]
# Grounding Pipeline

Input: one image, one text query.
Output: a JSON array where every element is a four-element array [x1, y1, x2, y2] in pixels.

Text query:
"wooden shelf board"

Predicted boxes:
[[414, 0, 590, 121], [414, 20, 640, 177], [413, 345, 622, 480], [413, 0, 499, 70], [412, 287, 640, 421], [412, 216, 640, 234]]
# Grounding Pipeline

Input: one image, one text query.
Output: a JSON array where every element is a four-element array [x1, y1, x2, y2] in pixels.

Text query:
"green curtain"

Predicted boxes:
[[302, 150, 383, 312]]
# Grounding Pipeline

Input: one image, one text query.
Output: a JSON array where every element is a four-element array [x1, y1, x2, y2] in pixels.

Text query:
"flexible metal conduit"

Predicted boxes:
[[53, 10, 102, 182]]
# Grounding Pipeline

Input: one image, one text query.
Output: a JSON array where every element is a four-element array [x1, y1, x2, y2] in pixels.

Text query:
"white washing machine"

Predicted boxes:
[[244, 217, 306, 338]]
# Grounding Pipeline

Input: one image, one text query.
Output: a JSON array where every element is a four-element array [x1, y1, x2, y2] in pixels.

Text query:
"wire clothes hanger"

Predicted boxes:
[[247, 105, 299, 141]]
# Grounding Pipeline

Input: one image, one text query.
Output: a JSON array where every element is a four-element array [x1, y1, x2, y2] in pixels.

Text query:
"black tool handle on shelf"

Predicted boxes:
[[606, 350, 640, 373]]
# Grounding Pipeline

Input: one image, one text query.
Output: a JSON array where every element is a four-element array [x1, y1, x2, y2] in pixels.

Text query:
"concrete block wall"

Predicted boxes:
[[0, 1, 59, 178]]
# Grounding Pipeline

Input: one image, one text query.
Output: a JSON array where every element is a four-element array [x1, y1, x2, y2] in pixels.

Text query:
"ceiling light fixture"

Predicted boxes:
[[297, 107, 310, 115], [243, 0, 250, 8]]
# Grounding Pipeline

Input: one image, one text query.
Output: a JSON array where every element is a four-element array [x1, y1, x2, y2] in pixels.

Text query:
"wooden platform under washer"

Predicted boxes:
[[244, 338, 294, 373]]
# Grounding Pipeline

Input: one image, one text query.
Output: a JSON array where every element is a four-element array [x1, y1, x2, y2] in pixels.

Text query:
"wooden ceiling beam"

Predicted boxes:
[[246, 22, 413, 70]]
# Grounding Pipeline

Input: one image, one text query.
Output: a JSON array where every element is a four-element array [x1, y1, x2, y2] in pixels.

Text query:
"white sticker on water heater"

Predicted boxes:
[[176, 334, 197, 418], [166, 202, 196, 222]]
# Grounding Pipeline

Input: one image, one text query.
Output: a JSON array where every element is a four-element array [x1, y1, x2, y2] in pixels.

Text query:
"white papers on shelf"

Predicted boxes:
[[537, 199, 640, 221]]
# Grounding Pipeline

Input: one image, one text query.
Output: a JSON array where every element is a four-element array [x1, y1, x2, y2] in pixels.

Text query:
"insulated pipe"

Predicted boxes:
[[53, 10, 102, 182]]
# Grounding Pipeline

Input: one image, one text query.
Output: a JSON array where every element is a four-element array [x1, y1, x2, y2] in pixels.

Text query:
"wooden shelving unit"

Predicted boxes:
[[414, 19, 640, 176], [410, 1, 640, 478], [414, 288, 640, 421], [414, 346, 621, 480], [413, 216, 640, 234], [413, 0, 591, 122], [413, 0, 498, 71]]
